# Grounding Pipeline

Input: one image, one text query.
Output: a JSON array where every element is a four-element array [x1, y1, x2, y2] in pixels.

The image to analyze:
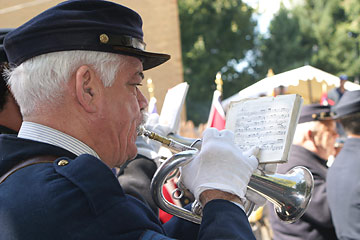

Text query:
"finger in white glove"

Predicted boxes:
[[181, 128, 259, 203], [243, 147, 259, 159], [142, 113, 172, 153], [145, 113, 172, 137], [257, 163, 278, 175], [136, 136, 159, 161]]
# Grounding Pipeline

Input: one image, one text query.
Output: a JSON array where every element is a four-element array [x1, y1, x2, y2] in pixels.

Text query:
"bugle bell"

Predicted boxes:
[[140, 128, 314, 224]]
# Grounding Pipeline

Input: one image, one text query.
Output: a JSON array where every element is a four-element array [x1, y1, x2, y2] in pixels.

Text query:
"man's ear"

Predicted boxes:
[[306, 129, 316, 144], [74, 65, 101, 113]]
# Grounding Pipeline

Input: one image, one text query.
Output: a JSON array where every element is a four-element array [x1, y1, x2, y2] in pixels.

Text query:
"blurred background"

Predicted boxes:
[[1, 0, 360, 129], [2, 1, 359, 239]]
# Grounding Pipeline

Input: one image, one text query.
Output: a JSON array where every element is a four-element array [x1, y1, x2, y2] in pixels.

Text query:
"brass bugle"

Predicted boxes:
[[140, 127, 314, 224]]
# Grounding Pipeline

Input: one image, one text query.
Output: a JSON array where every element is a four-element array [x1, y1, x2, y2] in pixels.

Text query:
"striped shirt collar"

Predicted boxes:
[[18, 121, 100, 159]]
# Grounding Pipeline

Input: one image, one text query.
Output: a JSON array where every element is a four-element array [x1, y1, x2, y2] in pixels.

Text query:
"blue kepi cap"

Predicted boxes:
[[0, 28, 13, 63], [4, 0, 170, 70]]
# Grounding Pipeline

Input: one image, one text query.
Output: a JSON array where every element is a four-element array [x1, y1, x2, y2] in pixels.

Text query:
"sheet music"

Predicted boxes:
[[159, 82, 189, 134], [226, 94, 301, 163]]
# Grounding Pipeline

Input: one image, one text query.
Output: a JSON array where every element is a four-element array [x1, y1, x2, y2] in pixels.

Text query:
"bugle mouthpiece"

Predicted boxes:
[[138, 126, 171, 146], [140, 126, 194, 152]]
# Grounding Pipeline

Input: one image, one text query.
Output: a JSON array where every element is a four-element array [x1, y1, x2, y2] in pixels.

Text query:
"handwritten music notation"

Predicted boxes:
[[232, 106, 291, 153], [226, 94, 302, 163]]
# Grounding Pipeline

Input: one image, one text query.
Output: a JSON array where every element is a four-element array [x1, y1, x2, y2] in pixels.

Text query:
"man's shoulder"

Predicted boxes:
[[1, 153, 125, 213], [0, 153, 165, 239], [53, 154, 127, 212]]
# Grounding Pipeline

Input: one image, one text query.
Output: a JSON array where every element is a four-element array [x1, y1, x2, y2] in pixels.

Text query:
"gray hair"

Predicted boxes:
[[6, 50, 125, 116]]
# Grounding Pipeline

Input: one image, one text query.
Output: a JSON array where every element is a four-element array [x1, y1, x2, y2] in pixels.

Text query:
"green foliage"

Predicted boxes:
[[178, 0, 360, 125], [257, 6, 314, 76], [257, 0, 360, 80], [178, 0, 257, 125]]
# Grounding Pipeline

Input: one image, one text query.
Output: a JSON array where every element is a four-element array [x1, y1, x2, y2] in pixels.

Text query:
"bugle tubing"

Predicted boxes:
[[140, 128, 314, 224]]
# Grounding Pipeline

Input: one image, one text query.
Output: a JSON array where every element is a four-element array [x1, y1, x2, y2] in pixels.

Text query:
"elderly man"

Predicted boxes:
[[327, 90, 360, 240], [0, 1, 259, 239], [268, 104, 338, 240], [0, 29, 22, 134]]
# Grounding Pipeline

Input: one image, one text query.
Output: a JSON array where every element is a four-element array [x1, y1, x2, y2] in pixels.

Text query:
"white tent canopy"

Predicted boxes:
[[222, 65, 360, 110]]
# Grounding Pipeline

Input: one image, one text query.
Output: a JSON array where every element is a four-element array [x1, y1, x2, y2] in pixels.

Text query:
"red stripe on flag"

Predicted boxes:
[[210, 106, 226, 130], [207, 90, 226, 130]]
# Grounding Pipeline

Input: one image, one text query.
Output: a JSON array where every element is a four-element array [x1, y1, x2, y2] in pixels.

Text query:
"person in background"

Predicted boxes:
[[268, 103, 338, 240], [327, 75, 348, 106], [0, 1, 260, 239], [327, 75, 348, 138], [0, 28, 22, 134], [327, 90, 360, 240]]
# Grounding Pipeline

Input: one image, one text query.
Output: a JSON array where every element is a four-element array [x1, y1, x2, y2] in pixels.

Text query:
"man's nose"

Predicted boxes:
[[137, 88, 148, 111]]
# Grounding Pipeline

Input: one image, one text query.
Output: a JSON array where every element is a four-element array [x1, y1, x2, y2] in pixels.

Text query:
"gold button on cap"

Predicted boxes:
[[57, 159, 69, 166], [99, 33, 109, 44]]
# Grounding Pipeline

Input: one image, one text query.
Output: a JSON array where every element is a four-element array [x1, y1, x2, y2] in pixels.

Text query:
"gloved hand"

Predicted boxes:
[[136, 113, 173, 160], [136, 135, 159, 161], [257, 163, 278, 175], [245, 162, 278, 208], [180, 128, 259, 204], [143, 113, 172, 153]]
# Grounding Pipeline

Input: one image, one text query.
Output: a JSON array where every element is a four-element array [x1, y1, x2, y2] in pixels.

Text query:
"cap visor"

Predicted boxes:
[[113, 46, 170, 70]]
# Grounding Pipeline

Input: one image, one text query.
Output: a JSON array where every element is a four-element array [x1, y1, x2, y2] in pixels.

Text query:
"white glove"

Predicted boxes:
[[180, 128, 259, 203], [144, 113, 172, 136], [144, 113, 172, 153], [136, 135, 159, 161], [245, 162, 278, 208], [257, 163, 278, 175]]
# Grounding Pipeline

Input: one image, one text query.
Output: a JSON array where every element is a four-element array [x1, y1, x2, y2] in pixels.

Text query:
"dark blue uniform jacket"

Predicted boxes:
[[0, 135, 255, 240], [327, 138, 360, 240], [268, 145, 337, 240]]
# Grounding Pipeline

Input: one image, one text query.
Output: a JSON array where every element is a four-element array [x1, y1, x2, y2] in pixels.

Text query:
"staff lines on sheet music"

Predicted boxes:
[[236, 141, 284, 151], [236, 106, 291, 115], [233, 105, 290, 152]]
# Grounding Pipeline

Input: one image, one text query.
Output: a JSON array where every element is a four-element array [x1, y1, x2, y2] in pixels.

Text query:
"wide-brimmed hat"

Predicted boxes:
[[4, 0, 170, 70], [298, 103, 334, 123], [332, 90, 360, 119]]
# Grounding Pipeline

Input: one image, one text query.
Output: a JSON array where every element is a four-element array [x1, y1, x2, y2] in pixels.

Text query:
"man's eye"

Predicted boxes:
[[130, 84, 142, 95], [130, 83, 142, 88]]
